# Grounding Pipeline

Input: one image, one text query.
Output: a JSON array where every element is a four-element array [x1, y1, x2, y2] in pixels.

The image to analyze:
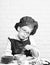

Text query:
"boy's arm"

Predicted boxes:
[[25, 45, 39, 58], [30, 36, 40, 58], [25, 36, 40, 59], [30, 45, 40, 58], [2, 39, 13, 56], [25, 43, 40, 64]]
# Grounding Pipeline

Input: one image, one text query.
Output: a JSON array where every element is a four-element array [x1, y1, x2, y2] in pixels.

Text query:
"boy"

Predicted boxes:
[[1, 16, 39, 65]]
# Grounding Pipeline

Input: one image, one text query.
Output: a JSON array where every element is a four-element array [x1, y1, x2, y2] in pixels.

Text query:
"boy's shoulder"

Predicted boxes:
[[8, 28, 18, 39]]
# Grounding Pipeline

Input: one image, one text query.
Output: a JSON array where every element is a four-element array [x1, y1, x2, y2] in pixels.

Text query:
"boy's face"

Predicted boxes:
[[17, 26, 33, 40]]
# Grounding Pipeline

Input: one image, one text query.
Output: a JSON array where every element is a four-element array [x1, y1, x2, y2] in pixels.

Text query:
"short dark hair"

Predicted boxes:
[[14, 16, 38, 35]]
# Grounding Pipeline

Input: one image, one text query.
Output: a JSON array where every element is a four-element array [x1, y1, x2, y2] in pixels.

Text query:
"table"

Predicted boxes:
[[0, 60, 43, 65]]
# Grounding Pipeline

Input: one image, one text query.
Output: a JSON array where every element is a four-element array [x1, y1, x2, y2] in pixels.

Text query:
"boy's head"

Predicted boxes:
[[14, 16, 38, 40], [15, 16, 38, 35]]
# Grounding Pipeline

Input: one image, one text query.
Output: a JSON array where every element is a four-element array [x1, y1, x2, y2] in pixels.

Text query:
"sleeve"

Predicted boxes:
[[2, 38, 13, 56], [29, 36, 40, 58]]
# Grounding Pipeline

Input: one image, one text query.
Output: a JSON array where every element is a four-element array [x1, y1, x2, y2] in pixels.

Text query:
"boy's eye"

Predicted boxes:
[[21, 28, 30, 34]]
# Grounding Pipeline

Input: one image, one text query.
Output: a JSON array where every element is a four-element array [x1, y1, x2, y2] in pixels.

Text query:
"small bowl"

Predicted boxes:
[[1, 56, 14, 64]]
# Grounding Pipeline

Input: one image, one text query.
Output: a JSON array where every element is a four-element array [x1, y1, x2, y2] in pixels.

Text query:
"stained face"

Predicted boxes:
[[18, 26, 33, 40]]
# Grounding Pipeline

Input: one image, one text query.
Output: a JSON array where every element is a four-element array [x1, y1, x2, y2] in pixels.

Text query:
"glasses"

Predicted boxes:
[[20, 28, 31, 35]]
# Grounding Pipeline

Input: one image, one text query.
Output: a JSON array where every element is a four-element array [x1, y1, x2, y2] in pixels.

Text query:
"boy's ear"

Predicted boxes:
[[17, 26, 21, 31]]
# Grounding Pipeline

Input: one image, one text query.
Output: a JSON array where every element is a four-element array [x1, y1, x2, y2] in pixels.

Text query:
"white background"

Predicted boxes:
[[0, 0, 50, 60]]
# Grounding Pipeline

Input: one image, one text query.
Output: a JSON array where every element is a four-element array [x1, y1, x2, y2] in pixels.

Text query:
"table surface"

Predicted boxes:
[[0, 61, 43, 65]]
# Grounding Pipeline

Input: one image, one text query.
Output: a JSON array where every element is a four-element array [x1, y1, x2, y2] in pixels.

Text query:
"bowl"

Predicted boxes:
[[1, 56, 14, 64]]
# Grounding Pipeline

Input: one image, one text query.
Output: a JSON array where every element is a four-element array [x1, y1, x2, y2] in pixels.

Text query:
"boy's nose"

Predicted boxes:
[[24, 33, 28, 37]]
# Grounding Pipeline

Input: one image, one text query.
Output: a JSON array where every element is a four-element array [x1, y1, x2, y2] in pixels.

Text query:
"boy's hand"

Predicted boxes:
[[27, 57, 38, 65], [26, 56, 33, 60], [25, 45, 33, 50]]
